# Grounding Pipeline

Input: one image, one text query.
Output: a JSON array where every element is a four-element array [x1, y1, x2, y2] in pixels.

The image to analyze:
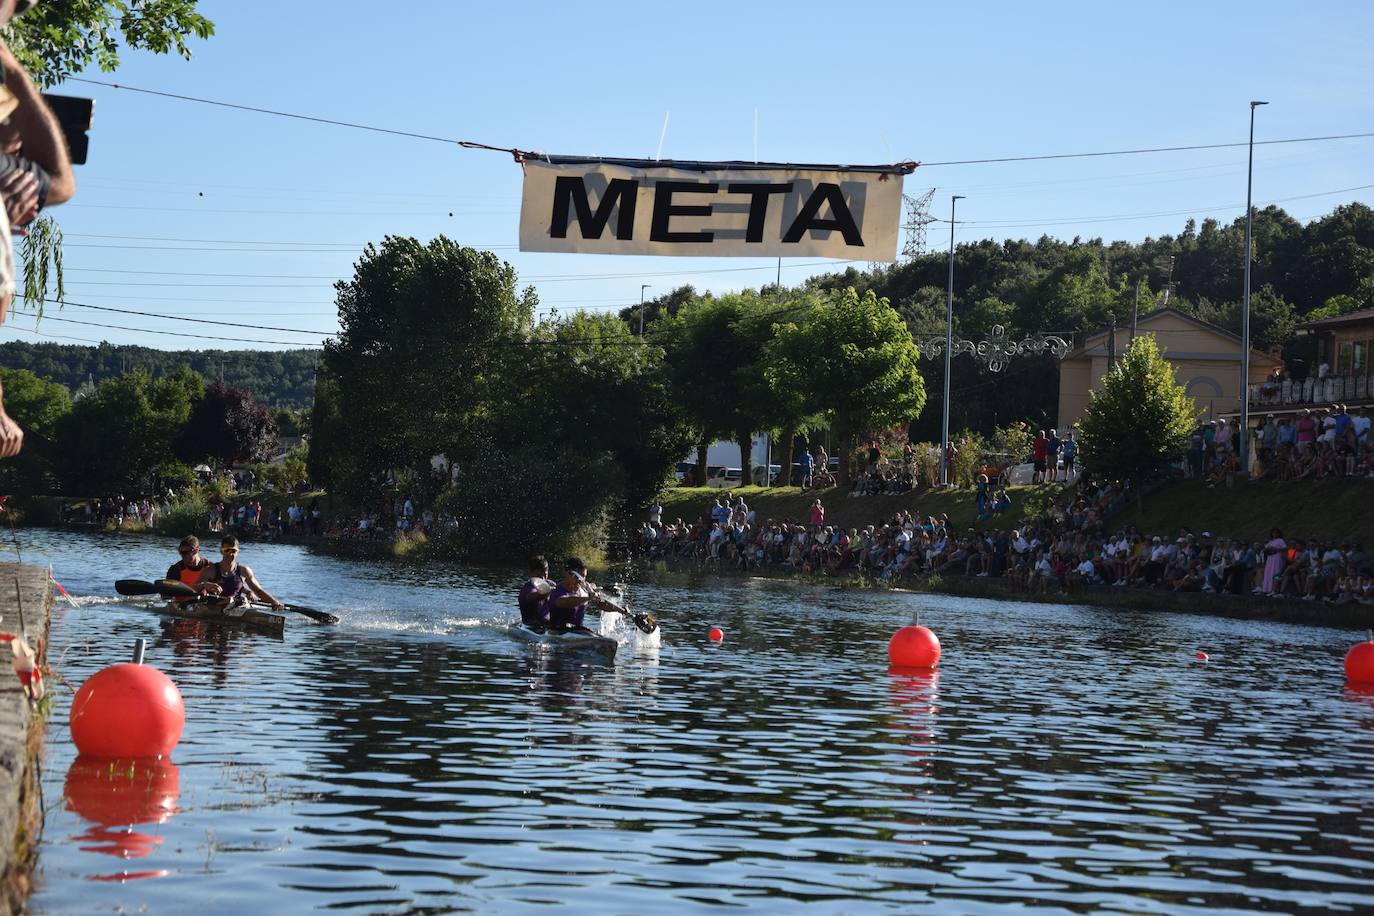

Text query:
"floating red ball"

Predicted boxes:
[[708, 627, 724, 642], [70, 663, 185, 759], [1195, 651, 1209, 661], [888, 625, 941, 669], [1345, 641, 1374, 684]]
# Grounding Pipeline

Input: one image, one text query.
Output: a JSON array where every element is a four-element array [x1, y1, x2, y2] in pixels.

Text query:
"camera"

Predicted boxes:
[[41, 93, 92, 165]]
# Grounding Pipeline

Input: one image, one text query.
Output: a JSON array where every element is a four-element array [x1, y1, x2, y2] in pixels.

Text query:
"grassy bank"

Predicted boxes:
[[648, 477, 1374, 546], [650, 483, 1061, 533], [1111, 478, 1374, 545]]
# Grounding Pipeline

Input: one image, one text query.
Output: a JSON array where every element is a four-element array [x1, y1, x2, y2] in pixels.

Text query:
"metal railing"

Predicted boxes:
[[1248, 374, 1372, 409]]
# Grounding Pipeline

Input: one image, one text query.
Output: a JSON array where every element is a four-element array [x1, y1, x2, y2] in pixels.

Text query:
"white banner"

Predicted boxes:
[[519, 159, 905, 260]]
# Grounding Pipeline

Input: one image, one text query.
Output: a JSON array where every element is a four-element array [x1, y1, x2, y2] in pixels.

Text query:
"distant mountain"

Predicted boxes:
[[0, 341, 321, 409]]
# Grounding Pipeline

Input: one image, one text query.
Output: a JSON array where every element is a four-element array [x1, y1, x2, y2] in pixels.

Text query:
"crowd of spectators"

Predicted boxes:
[[635, 475, 1372, 608], [322, 495, 446, 542], [1186, 405, 1374, 487], [1253, 405, 1374, 481], [207, 500, 322, 538], [62, 496, 162, 530]]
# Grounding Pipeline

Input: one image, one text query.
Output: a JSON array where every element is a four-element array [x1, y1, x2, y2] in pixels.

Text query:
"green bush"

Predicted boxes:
[[437, 440, 618, 559], [951, 432, 985, 488], [161, 489, 211, 538]]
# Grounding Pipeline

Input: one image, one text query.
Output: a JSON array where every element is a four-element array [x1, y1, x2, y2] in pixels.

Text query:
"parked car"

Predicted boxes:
[[751, 464, 782, 485], [706, 467, 743, 489]]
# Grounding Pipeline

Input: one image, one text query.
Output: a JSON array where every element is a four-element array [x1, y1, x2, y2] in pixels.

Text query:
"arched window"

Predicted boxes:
[[1185, 376, 1224, 398]]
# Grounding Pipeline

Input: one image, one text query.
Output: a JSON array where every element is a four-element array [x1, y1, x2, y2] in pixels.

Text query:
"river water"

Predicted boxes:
[[11, 529, 1374, 913]]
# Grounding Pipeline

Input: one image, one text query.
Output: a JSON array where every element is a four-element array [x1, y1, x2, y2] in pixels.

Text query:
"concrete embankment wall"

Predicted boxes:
[[0, 562, 51, 913]]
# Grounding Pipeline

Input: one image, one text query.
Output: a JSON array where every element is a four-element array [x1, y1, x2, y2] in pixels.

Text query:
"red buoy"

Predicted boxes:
[[888, 625, 941, 669], [708, 627, 724, 642], [70, 663, 185, 759], [1195, 651, 1209, 661], [1345, 641, 1374, 684]]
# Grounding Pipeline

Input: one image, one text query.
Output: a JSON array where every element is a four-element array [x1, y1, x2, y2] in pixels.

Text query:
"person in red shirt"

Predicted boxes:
[[1032, 431, 1050, 483], [1294, 409, 1318, 454]]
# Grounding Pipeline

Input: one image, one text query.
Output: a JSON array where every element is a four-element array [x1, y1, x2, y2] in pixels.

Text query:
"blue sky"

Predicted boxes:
[[6, 0, 1374, 351]]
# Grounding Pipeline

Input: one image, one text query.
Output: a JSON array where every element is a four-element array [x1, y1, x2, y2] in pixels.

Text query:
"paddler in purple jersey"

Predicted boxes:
[[517, 555, 556, 631], [547, 556, 619, 634]]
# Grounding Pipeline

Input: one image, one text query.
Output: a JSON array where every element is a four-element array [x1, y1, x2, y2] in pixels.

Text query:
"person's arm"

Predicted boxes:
[[241, 565, 283, 608], [166, 562, 182, 581], [0, 379, 21, 457], [0, 44, 74, 205], [193, 564, 221, 595]]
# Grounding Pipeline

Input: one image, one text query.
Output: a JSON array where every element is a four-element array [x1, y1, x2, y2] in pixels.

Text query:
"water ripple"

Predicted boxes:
[[14, 529, 1374, 914]]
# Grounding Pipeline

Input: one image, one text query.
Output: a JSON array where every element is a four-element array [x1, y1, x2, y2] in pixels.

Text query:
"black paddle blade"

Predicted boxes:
[[114, 579, 159, 596], [631, 611, 658, 634], [155, 578, 199, 598], [285, 605, 340, 625]]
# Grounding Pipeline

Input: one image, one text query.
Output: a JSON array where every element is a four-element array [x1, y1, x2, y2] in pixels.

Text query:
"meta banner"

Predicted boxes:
[[518, 158, 909, 260]]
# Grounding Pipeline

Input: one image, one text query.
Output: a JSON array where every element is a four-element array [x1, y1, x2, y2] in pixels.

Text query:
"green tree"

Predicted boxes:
[[765, 288, 926, 485], [0, 367, 69, 435], [655, 292, 777, 477], [316, 237, 535, 499], [53, 367, 202, 493], [1077, 336, 1196, 484], [7, 1, 215, 88], [441, 312, 691, 557], [0, 368, 70, 493]]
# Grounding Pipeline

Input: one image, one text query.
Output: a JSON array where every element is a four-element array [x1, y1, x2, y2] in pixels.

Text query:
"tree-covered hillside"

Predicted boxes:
[[0, 342, 320, 408], [627, 202, 1373, 439]]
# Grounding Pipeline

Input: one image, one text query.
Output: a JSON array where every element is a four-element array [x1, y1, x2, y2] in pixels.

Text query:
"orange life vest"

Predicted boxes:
[[173, 561, 205, 602]]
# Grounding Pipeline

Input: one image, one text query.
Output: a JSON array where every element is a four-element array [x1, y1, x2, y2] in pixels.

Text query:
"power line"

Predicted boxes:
[[66, 202, 477, 216], [67, 77, 467, 145], [12, 311, 316, 346], [0, 322, 105, 345], [64, 76, 1374, 170], [66, 232, 363, 246], [64, 280, 325, 288], [37, 298, 336, 336], [921, 132, 1374, 167], [56, 292, 333, 306], [63, 232, 516, 250], [65, 267, 343, 280], [64, 243, 365, 253], [930, 181, 1374, 229]]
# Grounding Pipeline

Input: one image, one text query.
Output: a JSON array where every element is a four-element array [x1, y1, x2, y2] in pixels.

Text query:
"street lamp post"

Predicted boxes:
[[639, 284, 651, 337], [1239, 101, 1267, 473], [941, 195, 964, 486]]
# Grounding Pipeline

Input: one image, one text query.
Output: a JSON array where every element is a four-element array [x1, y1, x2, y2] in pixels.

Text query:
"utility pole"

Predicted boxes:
[[1240, 100, 1268, 474], [1131, 280, 1140, 341], [1106, 312, 1117, 373], [940, 195, 964, 486], [639, 284, 651, 337]]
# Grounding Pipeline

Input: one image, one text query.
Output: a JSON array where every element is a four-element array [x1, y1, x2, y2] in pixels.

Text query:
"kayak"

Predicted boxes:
[[507, 622, 617, 656], [126, 598, 287, 635]]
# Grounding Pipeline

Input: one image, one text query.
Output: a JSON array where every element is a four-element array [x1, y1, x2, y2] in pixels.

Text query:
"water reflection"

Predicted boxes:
[[10, 528, 1374, 913], [64, 756, 180, 865]]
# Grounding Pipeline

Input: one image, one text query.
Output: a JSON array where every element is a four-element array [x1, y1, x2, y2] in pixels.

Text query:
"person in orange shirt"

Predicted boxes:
[[165, 535, 211, 604]]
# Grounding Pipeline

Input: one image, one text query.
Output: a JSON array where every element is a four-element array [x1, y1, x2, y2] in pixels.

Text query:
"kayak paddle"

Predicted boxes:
[[599, 602, 658, 634], [115, 579, 340, 624]]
